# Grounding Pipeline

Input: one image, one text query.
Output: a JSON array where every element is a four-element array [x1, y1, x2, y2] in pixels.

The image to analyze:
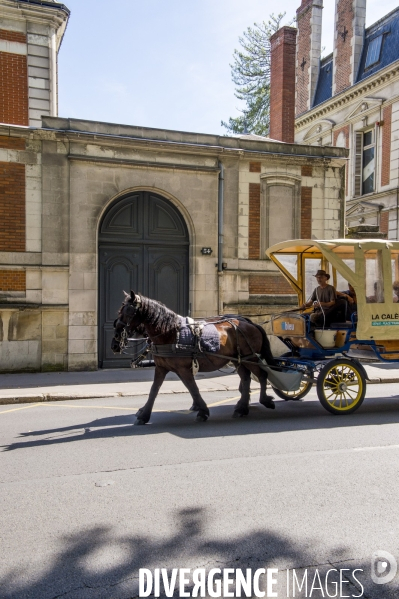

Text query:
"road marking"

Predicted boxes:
[[207, 390, 258, 408], [0, 403, 42, 415], [0, 390, 259, 415], [37, 403, 138, 411], [354, 444, 399, 452]]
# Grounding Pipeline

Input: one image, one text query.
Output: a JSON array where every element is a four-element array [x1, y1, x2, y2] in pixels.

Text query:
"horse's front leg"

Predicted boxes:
[[177, 368, 210, 422], [233, 365, 251, 417], [135, 365, 168, 425]]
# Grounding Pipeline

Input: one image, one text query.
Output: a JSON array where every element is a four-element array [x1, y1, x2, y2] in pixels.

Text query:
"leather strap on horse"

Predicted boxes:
[[151, 342, 259, 364]]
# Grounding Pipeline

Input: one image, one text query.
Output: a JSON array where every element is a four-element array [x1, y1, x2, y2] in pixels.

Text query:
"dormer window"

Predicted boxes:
[[365, 35, 383, 68]]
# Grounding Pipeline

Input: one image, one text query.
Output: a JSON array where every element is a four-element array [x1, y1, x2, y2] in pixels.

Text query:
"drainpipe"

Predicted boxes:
[[217, 161, 224, 314], [396, 187, 399, 240]]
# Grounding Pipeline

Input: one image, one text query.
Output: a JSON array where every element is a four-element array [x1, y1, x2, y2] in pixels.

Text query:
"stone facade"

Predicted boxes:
[[0, 119, 347, 371], [0, 0, 347, 371]]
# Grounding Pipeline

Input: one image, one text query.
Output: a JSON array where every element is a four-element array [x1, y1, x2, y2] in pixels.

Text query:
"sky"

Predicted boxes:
[[58, 0, 399, 136]]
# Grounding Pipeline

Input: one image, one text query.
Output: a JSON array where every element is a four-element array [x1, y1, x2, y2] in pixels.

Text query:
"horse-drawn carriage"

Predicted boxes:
[[112, 238, 399, 423], [267, 238, 399, 414]]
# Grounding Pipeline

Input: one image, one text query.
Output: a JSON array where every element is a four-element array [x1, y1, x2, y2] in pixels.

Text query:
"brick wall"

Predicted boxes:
[[248, 183, 261, 259], [249, 162, 261, 173], [249, 274, 293, 294], [381, 105, 392, 187], [0, 34, 29, 126], [0, 270, 26, 291], [333, 0, 353, 94], [295, 0, 312, 116], [301, 165, 313, 177], [0, 29, 27, 44], [380, 211, 389, 237], [333, 125, 349, 147], [301, 186, 312, 238], [0, 136, 25, 150], [270, 26, 297, 142], [0, 162, 26, 251]]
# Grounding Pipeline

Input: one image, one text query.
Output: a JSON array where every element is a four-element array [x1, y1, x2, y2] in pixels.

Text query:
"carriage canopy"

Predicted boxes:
[[266, 239, 399, 341]]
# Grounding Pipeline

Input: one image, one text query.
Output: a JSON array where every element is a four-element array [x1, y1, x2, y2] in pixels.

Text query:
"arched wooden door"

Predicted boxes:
[[98, 191, 189, 367]]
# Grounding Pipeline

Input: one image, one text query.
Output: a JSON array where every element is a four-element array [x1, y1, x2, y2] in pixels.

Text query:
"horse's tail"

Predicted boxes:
[[254, 323, 275, 365]]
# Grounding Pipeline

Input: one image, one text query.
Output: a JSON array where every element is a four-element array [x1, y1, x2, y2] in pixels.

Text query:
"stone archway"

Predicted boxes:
[[98, 191, 189, 367]]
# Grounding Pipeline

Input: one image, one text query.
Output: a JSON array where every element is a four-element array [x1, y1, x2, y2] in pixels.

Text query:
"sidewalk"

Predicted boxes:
[[0, 362, 399, 405]]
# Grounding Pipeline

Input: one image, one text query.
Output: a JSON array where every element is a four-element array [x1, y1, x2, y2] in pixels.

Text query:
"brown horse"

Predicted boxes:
[[112, 291, 276, 424]]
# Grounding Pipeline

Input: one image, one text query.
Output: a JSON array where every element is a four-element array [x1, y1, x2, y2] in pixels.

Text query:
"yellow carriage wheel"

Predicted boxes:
[[272, 373, 314, 401], [316, 359, 366, 415]]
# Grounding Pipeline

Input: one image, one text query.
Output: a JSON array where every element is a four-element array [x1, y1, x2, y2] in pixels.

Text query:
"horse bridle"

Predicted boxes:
[[113, 295, 142, 351]]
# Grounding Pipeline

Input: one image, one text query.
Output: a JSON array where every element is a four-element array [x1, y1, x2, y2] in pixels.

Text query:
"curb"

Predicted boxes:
[[0, 384, 244, 406], [0, 378, 397, 405]]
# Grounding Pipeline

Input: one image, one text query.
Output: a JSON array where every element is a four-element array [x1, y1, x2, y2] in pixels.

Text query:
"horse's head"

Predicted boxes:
[[111, 291, 146, 354]]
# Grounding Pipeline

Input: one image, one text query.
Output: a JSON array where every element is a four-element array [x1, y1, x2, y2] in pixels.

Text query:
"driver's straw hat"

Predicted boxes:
[[314, 269, 330, 280]]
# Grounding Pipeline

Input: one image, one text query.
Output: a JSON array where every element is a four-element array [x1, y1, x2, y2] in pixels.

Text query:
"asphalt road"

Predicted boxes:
[[1, 385, 399, 599]]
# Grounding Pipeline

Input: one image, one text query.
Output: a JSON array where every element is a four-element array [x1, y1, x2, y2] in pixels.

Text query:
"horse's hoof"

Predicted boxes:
[[135, 418, 147, 425], [196, 413, 208, 422], [260, 396, 275, 410], [189, 403, 199, 412], [233, 409, 249, 418]]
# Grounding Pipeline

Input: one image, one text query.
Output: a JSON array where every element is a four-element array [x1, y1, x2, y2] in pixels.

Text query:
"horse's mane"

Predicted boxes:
[[121, 293, 180, 335]]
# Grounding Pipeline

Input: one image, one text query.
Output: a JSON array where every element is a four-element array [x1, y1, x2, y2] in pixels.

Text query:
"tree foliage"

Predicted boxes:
[[221, 13, 287, 137]]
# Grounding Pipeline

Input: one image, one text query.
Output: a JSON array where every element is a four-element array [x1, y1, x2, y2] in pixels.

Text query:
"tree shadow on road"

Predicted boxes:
[[1, 506, 395, 599]]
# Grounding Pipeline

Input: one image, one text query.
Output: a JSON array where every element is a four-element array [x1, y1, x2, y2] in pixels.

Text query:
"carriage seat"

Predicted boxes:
[[312, 311, 357, 331], [327, 322, 354, 329]]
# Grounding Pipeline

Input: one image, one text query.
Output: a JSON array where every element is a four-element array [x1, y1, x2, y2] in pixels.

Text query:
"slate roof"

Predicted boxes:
[[357, 7, 399, 83], [312, 6, 399, 109], [313, 53, 333, 107]]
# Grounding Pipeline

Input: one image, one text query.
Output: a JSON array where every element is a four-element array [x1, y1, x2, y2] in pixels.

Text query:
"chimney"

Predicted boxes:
[[333, 0, 366, 95], [269, 26, 298, 143], [295, 0, 323, 116]]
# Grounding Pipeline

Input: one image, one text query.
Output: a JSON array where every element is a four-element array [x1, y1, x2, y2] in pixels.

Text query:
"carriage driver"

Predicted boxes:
[[299, 270, 346, 326]]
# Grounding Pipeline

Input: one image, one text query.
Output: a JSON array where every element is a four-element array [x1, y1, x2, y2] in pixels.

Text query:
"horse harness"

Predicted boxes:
[[120, 312, 265, 375]]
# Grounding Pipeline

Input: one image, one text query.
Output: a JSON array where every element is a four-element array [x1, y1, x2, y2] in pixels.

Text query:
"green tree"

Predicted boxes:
[[221, 13, 287, 136]]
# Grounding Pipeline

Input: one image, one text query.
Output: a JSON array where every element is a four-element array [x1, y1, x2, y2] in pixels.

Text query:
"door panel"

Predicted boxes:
[[98, 192, 189, 368], [99, 247, 143, 367], [147, 247, 188, 315]]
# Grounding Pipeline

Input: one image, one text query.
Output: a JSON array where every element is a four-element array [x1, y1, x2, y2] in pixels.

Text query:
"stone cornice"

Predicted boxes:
[[0, 123, 347, 166], [295, 62, 399, 130], [347, 187, 399, 205], [38, 129, 347, 165], [0, 0, 69, 34]]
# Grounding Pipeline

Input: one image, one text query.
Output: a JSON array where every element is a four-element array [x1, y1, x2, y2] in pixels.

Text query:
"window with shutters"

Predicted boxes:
[[354, 129, 375, 197]]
